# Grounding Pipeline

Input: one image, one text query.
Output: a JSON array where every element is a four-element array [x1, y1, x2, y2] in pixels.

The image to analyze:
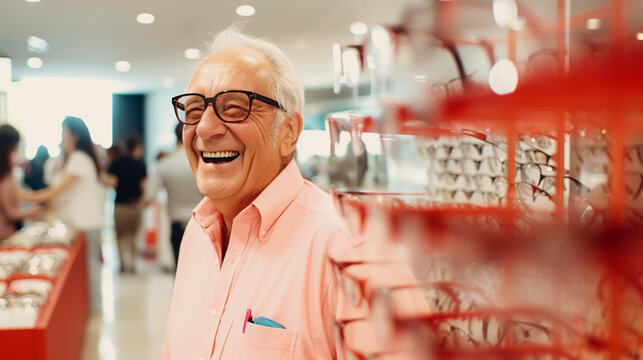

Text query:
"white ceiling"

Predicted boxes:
[[0, 0, 410, 93], [1, 0, 640, 94]]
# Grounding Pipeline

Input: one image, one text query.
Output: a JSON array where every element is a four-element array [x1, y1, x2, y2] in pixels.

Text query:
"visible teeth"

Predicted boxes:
[[202, 151, 239, 158]]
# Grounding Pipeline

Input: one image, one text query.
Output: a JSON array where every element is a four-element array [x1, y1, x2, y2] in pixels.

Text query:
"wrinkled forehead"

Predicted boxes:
[[187, 49, 274, 95], [188, 63, 234, 89]]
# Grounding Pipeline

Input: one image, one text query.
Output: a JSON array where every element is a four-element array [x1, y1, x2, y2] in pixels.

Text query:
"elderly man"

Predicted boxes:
[[162, 29, 360, 359]]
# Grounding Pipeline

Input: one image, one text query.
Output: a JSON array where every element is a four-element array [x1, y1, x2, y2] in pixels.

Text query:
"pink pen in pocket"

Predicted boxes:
[[243, 308, 252, 334]]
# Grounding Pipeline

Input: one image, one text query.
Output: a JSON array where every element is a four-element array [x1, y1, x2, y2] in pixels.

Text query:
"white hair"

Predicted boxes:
[[207, 27, 305, 145]]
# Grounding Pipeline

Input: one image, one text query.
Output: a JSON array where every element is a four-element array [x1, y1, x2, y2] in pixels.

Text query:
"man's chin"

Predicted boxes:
[[197, 181, 237, 201]]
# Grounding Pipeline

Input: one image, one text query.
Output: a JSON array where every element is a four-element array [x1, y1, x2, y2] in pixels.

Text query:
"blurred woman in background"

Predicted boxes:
[[19, 116, 105, 313], [0, 124, 40, 241]]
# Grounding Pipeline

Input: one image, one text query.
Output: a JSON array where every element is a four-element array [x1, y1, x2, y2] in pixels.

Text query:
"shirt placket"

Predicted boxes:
[[209, 213, 256, 359]]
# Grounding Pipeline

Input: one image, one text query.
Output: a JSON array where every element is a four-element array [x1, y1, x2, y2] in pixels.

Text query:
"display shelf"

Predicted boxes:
[[0, 233, 88, 360]]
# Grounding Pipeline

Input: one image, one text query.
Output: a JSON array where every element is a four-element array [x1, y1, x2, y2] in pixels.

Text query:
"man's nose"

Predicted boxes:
[[195, 105, 227, 138]]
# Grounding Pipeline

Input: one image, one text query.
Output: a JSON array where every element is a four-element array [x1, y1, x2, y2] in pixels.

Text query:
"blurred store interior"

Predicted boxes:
[[1, 0, 643, 359]]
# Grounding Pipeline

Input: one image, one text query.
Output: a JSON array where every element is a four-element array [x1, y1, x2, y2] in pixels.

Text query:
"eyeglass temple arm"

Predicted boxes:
[[453, 35, 496, 66], [439, 38, 467, 86], [564, 176, 592, 193]]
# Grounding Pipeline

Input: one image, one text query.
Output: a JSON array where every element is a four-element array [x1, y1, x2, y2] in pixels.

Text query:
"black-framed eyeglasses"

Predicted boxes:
[[171, 90, 281, 125]]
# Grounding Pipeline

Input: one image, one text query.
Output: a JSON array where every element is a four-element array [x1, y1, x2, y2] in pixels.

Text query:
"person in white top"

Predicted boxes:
[[20, 116, 105, 313], [146, 123, 202, 268]]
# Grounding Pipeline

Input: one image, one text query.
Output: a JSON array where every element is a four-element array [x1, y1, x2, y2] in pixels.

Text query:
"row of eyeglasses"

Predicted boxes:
[[328, 187, 642, 359], [418, 133, 586, 211], [327, 217, 608, 360]]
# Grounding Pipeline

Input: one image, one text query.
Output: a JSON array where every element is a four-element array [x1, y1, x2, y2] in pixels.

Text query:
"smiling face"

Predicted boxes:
[[183, 47, 287, 216]]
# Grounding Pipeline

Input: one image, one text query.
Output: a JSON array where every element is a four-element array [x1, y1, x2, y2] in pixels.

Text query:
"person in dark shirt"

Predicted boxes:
[[24, 145, 50, 191], [107, 134, 147, 273]]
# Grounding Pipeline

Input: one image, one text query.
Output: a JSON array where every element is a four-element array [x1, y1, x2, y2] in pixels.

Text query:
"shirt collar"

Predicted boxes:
[[193, 197, 224, 263], [252, 159, 304, 242], [193, 159, 304, 244]]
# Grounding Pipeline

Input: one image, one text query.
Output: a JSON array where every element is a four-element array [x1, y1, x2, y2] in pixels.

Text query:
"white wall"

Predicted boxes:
[[143, 85, 187, 165]]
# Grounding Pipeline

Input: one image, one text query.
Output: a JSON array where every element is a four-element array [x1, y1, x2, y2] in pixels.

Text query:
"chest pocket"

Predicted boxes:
[[218, 315, 298, 360]]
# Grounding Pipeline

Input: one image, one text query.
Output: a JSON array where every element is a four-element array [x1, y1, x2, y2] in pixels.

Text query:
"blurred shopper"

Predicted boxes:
[[18, 116, 105, 313], [146, 123, 202, 269], [0, 124, 40, 240], [107, 134, 147, 273], [23, 145, 50, 190]]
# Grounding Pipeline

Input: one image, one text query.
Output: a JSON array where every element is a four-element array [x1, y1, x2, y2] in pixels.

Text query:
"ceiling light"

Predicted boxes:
[[637, 32, 643, 41], [586, 18, 601, 30], [492, 0, 518, 28], [136, 13, 155, 24], [184, 48, 201, 60], [115, 61, 131, 72], [27, 57, 43, 69], [27, 35, 50, 54], [236, 5, 255, 17], [24, 0, 42, 3], [350, 22, 368, 36], [488, 59, 518, 95], [413, 75, 427, 83]]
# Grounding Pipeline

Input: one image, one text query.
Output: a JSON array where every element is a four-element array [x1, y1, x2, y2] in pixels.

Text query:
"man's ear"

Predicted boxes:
[[279, 112, 303, 158]]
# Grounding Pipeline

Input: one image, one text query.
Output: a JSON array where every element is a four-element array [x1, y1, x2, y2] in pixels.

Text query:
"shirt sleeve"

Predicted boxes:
[[66, 152, 92, 178]]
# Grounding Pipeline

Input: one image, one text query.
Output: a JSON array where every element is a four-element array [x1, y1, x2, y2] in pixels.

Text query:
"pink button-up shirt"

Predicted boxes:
[[162, 160, 360, 360]]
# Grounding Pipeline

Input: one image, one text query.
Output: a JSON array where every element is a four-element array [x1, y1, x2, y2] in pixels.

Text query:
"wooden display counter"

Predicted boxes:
[[0, 234, 88, 360]]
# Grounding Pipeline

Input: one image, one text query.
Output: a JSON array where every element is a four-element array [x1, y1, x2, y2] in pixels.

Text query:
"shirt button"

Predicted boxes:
[[262, 230, 267, 236], [210, 308, 218, 317]]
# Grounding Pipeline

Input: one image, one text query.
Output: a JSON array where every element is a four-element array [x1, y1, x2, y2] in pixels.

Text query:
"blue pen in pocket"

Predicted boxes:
[[252, 316, 286, 329], [243, 308, 285, 334]]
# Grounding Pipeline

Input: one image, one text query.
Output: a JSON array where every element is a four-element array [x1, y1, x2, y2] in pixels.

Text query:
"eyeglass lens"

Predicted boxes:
[[175, 92, 252, 124]]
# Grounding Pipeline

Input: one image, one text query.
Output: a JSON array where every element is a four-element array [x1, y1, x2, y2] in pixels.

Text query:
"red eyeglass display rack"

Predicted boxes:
[[329, 0, 643, 359]]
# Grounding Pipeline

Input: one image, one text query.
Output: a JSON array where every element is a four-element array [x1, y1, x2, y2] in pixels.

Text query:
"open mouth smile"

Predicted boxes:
[[201, 151, 240, 164]]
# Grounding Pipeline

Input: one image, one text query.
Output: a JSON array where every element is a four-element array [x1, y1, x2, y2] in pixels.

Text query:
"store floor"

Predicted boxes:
[[80, 228, 175, 360]]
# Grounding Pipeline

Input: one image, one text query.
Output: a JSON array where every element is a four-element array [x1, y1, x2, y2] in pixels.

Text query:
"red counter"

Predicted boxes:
[[0, 234, 88, 360]]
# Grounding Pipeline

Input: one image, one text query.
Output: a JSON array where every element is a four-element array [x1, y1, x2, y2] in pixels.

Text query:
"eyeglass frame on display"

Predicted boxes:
[[338, 297, 582, 359]]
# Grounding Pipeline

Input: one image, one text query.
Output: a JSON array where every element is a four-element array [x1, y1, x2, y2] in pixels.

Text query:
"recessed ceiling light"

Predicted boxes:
[[24, 0, 42, 3], [136, 13, 155, 24], [27, 35, 50, 54], [27, 57, 43, 69], [184, 48, 201, 60], [637, 32, 643, 41], [115, 61, 131, 72], [350, 22, 368, 36], [413, 74, 427, 83], [587, 18, 601, 30], [236, 5, 255, 17]]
